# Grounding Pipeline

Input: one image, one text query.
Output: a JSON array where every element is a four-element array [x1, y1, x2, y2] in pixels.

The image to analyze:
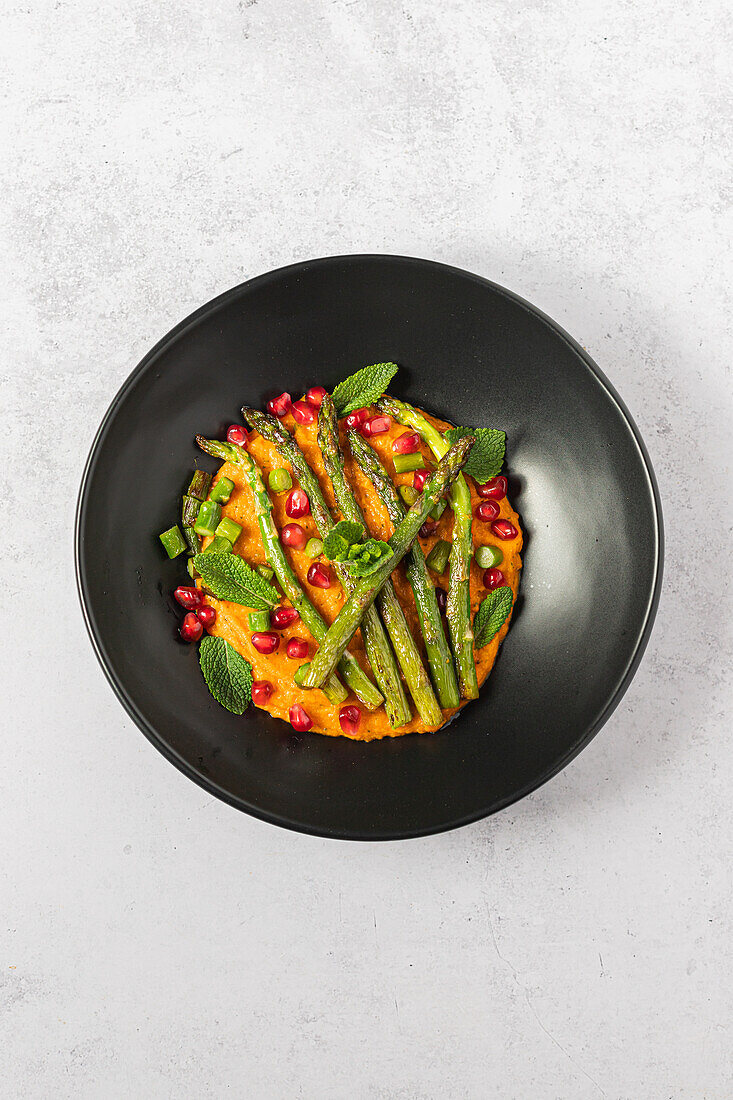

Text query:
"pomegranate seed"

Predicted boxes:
[[196, 605, 216, 628], [267, 392, 292, 418], [338, 705, 362, 736], [174, 586, 204, 610], [344, 407, 369, 430], [286, 637, 309, 659], [435, 587, 447, 614], [361, 415, 391, 437], [392, 431, 420, 454], [289, 704, 313, 732], [180, 613, 203, 642], [307, 562, 332, 589], [251, 680, 274, 706], [285, 488, 310, 518], [483, 567, 505, 590], [491, 519, 518, 541], [291, 400, 317, 425], [413, 469, 429, 492], [227, 424, 248, 446], [419, 519, 438, 539], [305, 386, 327, 408], [251, 631, 279, 654], [475, 500, 500, 522], [271, 606, 300, 629], [477, 475, 508, 500], [281, 523, 307, 550]]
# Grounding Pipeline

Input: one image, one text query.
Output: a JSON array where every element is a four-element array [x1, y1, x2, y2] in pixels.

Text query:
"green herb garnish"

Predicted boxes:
[[445, 426, 505, 483], [323, 519, 365, 561], [199, 635, 253, 714], [473, 586, 513, 648], [322, 519, 392, 577], [332, 362, 399, 415], [192, 552, 279, 609]]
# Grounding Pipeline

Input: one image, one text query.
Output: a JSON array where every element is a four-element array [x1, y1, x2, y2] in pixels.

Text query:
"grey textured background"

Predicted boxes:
[[2, 1, 732, 1097]]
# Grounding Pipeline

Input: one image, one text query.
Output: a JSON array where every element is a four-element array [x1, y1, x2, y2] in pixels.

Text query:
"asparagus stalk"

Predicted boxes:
[[318, 395, 442, 727], [319, 398, 440, 724], [348, 430, 460, 710], [378, 396, 479, 700], [301, 435, 475, 691], [241, 407, 403, 724], [195, 437, 373, 709]]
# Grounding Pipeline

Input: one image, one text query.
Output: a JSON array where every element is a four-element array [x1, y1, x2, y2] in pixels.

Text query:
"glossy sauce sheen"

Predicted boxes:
[[203, 407, 523, 740]]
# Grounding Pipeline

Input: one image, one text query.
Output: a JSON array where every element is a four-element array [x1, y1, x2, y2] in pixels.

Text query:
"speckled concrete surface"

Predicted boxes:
[[2, 1, 732, 1097]]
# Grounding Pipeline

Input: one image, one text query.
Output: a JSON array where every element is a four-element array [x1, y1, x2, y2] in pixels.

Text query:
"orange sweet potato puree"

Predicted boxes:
[[203, 407, 522, 740]]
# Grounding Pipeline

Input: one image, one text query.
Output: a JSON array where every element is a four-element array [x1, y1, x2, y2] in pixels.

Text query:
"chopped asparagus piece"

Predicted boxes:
[[208, 476, 235, 505], [194, 500, 222, 538], [159, 525, 187, 559]]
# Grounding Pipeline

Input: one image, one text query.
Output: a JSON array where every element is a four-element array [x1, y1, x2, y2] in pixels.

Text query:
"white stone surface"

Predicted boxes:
[[2, 0, 731, 1096]]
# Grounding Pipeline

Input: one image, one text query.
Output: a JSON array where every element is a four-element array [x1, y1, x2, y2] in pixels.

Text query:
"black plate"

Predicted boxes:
[[76, 255, 663, 839]]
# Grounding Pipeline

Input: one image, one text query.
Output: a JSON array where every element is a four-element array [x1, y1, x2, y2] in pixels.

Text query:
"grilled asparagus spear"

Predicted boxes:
[[301, 435, 474, 691], [377, 396, 479, 700], [240, 408, 404, 723], [319, 395, 441, 727], [348, 430, 460, 710], [195, 436, 378, 709]]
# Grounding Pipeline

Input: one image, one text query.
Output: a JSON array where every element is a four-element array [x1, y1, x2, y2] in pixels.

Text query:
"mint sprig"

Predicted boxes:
[[193, 553, 279, 610], [199, 635, 253, 714], [332, 362, 399, 415], [322, 519, 392, 577], [323, 519, 364, 561], [473, 586, 513, 648], [345, 538, 393, 577], [445, 426, 505, 483]]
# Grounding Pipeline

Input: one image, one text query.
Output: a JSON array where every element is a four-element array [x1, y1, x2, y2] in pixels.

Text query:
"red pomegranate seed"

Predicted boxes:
[[267, 392, 292, 418], [285, 488, 310, 518], [491, 519, 518, 540], [475, 500, 500, 522], [305, 386, 327, 408], [361, 415, 391, 437], [227, 424, 248, 446], [392, 431, 420, 454], [477, 475, 508, 500], [281, 523, 307, 550], [291, 400, 317, 425], [289, 704, 313, 732], [483, 567, 505, 590], [180, 612, 203, 642], [174, 585, 204, 610], [413, 469, 429, 492], [338, 705, 362, 736], [435, 587, 447, 614], [195, 605, 216, 628], [251, 631, 279, 654], [307, 562, 332, 589], [344, 407, 369, 430], [419, 519, 438, 539], [251, 680, 274, 706], [286, 637, 309, 659], [271, 606, 300, 630]]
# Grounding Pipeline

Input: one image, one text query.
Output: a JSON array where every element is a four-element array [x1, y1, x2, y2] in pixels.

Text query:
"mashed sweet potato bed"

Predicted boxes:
[[202, 406, 522, 740]]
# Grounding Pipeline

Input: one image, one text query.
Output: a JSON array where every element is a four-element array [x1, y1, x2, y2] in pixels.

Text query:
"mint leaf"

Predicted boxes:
[[445, 426, 505, 483], [332, 362, 399, 415], [323, 532, 348, 560], [473, 586, 513, 648], [322, 519, 391, 576], [199, 635, 253, 714], [193, 553, 279, 610], [323, 519, 365, 561], [346, 538, 393, 577]]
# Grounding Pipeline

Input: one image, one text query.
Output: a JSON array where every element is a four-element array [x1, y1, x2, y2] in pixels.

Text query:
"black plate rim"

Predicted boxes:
[[75, 254, 664, 840]]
